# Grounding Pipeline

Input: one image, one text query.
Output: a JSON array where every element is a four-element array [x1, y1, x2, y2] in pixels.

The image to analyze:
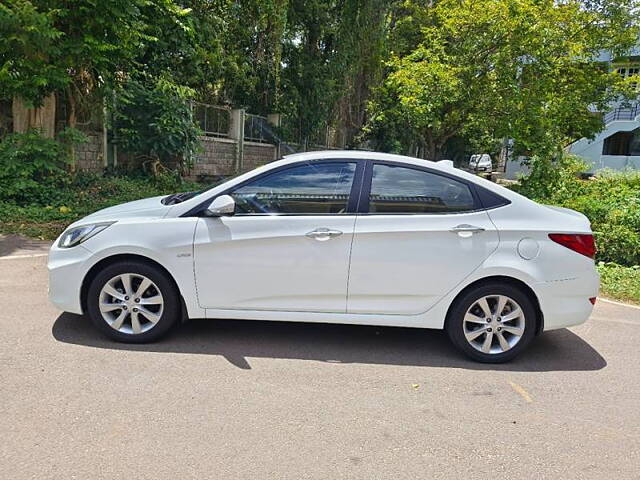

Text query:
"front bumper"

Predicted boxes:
[[48, 243, 93, 314]]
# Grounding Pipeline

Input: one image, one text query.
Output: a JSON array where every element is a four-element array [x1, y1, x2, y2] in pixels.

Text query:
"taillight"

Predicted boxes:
[[548, 233, 596, 259]]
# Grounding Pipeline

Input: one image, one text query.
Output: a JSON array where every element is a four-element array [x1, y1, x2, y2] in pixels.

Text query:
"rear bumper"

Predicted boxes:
[[535, 272, 599, 331], [48, 244, 93, 315]]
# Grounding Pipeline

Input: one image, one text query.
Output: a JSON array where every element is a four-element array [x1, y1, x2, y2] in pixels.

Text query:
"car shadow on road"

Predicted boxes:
[[0, 234, 51, 257], [52, 313, 606, 372]]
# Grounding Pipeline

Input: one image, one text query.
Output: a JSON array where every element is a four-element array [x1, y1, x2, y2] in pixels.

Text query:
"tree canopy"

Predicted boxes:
[[1, 0, 639, 162], [366, 0, 640, 160]]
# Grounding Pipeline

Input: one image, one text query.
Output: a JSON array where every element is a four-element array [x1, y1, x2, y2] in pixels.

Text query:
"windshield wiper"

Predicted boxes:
[[162, 192, 197, 205]]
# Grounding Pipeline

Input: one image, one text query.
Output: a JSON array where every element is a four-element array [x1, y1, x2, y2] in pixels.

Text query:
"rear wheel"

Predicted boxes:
[[86, 261, 181, 343], [446, 282, 537, 363]]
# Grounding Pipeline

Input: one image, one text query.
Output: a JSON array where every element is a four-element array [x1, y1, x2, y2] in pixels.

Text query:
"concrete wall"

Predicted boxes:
[[504, 157, 531, 180], [568, 118, 640, 170]]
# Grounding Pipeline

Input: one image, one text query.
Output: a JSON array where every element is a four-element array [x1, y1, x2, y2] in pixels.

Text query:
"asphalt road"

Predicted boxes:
[[1, 235, 639, 479]]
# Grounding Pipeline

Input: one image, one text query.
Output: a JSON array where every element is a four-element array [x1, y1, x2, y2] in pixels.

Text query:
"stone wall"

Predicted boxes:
[[189, 137, 237, 179], [243, 141, 277, 171], [75, 132, 279, 178], [76, 133, 104, 172], [187, 137, 277, 180]]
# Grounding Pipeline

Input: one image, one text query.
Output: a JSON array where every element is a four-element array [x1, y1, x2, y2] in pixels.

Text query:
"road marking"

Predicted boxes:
[[599, 297, 640, 310], [0, 253, 48, 261], [509, 381, 533, 403]]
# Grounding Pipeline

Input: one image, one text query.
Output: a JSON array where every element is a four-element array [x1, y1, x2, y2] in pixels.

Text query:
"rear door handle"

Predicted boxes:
[[449, 224, 485, 237], [306, 228, 343, 241]]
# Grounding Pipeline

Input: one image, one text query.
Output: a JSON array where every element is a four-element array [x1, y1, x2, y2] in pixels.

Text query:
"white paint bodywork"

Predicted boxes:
[[48, 150, 599, 332]]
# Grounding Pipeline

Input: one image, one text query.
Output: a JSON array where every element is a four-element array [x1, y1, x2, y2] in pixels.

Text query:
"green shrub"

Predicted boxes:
[[594, 224, 640, 266], [0, 171, 204, 240], [513, 154, 586, 202], [0, 129, 86, 204], [514, 157, 640, 267], [598, 262, 640, 305], [111, 77, 202, 173]]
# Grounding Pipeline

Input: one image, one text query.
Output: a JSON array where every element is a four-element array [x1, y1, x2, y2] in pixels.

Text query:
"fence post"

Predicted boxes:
[[229, 108, 245, 172], [267, 114, 281, 159], [102, 99, 108, 168], [267, 113, 281, 128]]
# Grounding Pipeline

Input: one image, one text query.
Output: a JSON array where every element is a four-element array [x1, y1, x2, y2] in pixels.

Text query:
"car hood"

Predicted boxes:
[[75, 195, 170, 224]]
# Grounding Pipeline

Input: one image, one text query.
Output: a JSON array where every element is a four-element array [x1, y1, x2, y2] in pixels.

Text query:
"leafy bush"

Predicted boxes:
[[594, 225, 640, 266], [515, 158, 640, 267], [513, 154, 587, 202], [598, 262, 640, 305], [0, 129, 86, 204], [0, 172, 203, 239], [111, 77, 202, 174]]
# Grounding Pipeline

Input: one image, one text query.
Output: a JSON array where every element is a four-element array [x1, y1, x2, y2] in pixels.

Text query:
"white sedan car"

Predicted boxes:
[[48, 151, 599, 362]]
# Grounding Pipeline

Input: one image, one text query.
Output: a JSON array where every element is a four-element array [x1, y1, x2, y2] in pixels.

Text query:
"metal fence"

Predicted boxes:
[[244, 113, 271, 143], [603, 104, 640, 124], [193, 102, 231, 137]]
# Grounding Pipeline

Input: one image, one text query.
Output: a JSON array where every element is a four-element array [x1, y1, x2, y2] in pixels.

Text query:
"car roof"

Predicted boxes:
[[284, 149, 432, 163], [282, 150, 444, 172]]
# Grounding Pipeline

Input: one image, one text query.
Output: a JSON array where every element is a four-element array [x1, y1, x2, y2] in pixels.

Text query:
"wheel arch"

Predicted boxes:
[[80, 253, 188, 320], [444, 275, 544, 334]]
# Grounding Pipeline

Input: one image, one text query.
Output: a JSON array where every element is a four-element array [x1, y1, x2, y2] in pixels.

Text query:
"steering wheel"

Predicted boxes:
[[244, 194, 271, 214]]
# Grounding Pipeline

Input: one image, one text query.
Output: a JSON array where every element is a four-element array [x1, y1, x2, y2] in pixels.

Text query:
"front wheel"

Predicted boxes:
[[86, 261, 181, 343], [446, 282, 537, 363]]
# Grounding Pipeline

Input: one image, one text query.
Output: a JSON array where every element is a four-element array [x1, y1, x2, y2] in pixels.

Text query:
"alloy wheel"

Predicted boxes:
[[98, 273, 164, 334], [463, 294, 525, 354]]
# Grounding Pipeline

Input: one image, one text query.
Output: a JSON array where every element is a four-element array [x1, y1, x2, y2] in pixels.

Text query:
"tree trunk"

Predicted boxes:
[[12, 94, 56, 137], [67, 88, 78, 172], [424, 136, 439, 161]]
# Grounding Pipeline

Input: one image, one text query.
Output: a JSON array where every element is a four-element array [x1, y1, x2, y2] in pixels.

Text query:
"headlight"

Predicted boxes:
[[58, 222, 116, 248]]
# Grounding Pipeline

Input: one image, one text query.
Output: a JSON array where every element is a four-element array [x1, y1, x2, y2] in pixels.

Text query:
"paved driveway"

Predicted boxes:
[[1, 236, 639, 479]]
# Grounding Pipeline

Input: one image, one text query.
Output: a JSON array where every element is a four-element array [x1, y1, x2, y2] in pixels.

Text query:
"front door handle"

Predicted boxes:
[[306, 228, 343, 241], [449, 224, 485, 237]]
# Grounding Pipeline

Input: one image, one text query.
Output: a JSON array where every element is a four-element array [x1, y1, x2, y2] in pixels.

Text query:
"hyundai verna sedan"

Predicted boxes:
[[48, 151, 599, 362]]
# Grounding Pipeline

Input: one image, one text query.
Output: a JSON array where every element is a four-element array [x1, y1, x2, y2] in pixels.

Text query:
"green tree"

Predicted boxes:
[[279, 0, 393, 146], [111, 77, 201, 175], [0, 0, 66, 106], [366, 0, 640, 160]]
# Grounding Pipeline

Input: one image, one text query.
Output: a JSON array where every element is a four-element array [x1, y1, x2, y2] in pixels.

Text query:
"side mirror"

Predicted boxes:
[[205, 194, 236, 217]]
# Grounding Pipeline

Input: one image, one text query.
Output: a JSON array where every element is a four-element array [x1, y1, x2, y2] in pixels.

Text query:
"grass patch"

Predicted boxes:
[[0, 173, 204, 240], [597, 262, 640, 305]]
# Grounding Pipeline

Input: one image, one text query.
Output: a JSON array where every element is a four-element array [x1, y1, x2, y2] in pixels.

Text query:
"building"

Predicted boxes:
[[567, 46, 640, 172]]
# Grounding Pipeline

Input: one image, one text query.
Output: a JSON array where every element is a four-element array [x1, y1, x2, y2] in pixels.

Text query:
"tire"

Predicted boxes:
[[86, 260, 181, 343], [445, 282, 538, 363]]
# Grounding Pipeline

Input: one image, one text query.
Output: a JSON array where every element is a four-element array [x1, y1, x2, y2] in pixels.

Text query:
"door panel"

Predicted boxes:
[[347, 162, 499, 315], [194, 160, 361, 313], [347, 212, 498, 315], [194, 215, 356, 312]]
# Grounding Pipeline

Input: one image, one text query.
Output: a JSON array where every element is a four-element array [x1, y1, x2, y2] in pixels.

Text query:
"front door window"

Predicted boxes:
[[230, 162, 357, 215]]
